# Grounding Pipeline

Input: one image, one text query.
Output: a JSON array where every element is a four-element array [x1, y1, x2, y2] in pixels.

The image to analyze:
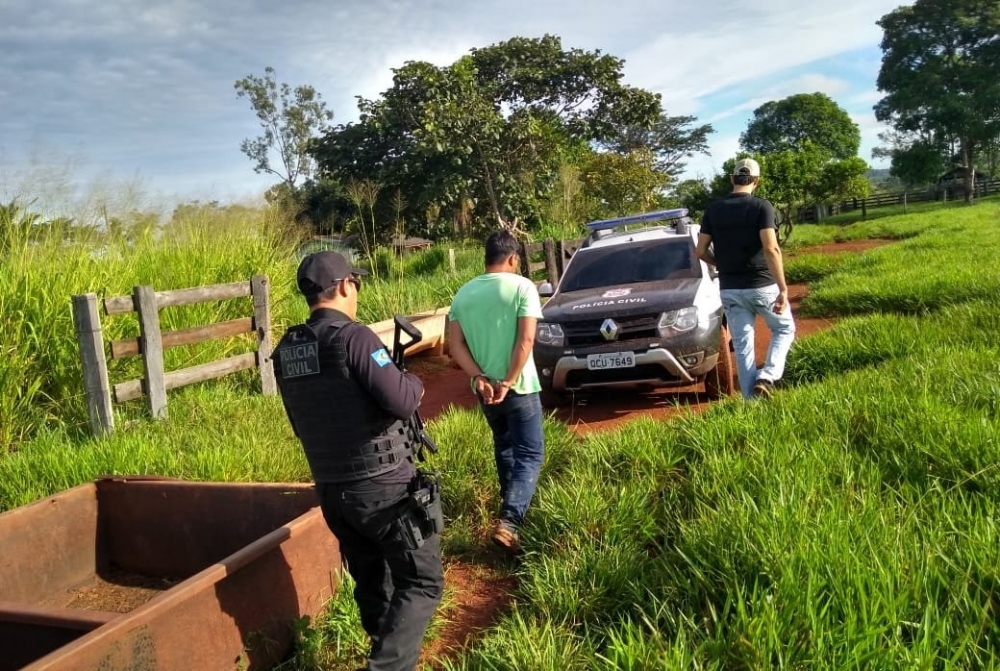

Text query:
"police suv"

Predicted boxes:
[[534, 208, 735, 406]]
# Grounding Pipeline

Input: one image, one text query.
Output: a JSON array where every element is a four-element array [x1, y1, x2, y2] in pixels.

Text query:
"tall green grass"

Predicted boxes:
[[352, 244, 483, 324], [0, 206, 302, 449], [5, 197, 1000, 668], [426, 351, 1000, 667], [0, 206, 484, 451], [784, 203, 1000, 318]]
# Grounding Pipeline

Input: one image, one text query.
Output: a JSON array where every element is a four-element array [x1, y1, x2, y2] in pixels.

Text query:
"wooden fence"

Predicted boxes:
[[520, 237, 586, 285], [801, 177, 1000, 222], [72, 276, 276, 437]]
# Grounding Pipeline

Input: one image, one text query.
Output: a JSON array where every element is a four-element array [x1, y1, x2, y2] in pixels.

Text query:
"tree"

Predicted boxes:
[[578, 149, 669, 217], [668, 178, 713, 221], [816, 157, 872, 204], [312, 35, 662, 238], [606, 114, 714, 176], [754, 148, 827, 228], [871, 128, 948, 213], [234, 66, 334, 192], [875, 0, 1000, 203], [981, 130, 1000, 177], [741, 93, 861, 160], [733, 93, 867, 234], [711, 145, 869, 239]]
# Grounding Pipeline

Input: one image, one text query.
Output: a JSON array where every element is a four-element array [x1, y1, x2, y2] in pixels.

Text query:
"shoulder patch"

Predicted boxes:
[[371, 348, 392, 368]]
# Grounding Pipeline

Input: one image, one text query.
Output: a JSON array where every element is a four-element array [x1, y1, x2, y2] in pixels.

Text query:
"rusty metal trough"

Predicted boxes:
[[0, 477, 341, 670]]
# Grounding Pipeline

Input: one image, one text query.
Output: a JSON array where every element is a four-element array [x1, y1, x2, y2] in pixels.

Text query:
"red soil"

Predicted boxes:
[[419, 562, 517, 668], [411, 283, 828, 435], [404, 237, 892, 666]]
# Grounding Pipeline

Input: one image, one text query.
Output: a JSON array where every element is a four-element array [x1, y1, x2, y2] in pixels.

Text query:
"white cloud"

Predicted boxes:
[[849, 112, 892, 166], [702, 74, 855, 125], [848, 90, 885, 106], [623, 0, 898, 103], [683, 134, 742, 181], [0, 0, 905, 200]]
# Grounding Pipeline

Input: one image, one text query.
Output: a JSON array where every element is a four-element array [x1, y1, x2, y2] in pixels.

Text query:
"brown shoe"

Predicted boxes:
[[753, 379, 774, 398], [491, 520, 522, 554]]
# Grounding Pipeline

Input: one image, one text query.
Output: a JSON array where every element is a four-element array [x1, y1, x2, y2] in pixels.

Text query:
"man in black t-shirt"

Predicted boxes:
[[696, 158, 796, 399]]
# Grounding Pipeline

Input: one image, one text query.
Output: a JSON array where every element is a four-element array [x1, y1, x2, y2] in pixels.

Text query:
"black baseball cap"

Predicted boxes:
[[296, 251, 368, 297]]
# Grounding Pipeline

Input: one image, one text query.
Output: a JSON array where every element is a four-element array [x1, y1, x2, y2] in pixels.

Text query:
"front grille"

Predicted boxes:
[[566, 364, 680, 387], [563, 315, 659, 347]]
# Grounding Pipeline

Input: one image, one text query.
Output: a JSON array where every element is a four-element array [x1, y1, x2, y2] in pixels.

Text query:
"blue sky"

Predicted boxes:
[[0, 0, 902, 214]]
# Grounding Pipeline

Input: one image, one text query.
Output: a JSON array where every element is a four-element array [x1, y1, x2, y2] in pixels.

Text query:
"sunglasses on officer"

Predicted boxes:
[[343, 274, 362, 292]]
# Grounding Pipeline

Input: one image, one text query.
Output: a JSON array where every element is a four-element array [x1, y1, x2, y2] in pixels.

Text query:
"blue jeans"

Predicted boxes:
[[479, 391, 545, 528], [721, 285, 796, 399]]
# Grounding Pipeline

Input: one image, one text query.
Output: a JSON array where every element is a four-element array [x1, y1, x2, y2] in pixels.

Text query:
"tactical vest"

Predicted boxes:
[[273, 317, 415, 483]]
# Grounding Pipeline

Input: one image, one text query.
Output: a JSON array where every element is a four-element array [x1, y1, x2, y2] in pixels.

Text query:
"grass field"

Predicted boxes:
[[3, 198, 1000, 668]]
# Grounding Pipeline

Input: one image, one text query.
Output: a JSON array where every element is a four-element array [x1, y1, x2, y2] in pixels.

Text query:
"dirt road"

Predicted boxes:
[[411, 238, 887, 668], [411, 282, 831, 434]]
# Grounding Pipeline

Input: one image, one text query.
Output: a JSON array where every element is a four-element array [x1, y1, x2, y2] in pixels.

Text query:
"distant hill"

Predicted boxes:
[[866, 168, 899, 190]]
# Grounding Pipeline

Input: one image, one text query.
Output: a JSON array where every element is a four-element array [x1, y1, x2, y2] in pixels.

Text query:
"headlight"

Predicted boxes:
[[536, 322, 565, 347], [658, 307, 699, 334]]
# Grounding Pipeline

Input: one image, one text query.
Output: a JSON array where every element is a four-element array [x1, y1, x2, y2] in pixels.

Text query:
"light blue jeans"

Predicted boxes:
[[721, 285, 796, 399]]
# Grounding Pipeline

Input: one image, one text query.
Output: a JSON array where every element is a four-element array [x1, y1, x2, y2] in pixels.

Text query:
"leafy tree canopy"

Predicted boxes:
[[235, 66, 334, 192], [605, 114, 714, 176], [873, 129, 949, 187], [711, 144, 869, 228], [312, 35, 663, 238], [875, 0, 1000, 200], [667, 178, 713, 221], [740, 92, 861, 160], [579, 149, 669, 217]]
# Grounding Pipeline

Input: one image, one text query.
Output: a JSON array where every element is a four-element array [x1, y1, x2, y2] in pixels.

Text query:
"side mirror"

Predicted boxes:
[[538, 282, 554, 298]]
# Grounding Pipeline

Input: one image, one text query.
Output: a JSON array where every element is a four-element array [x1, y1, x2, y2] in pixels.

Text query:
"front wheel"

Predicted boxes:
[[703, 326, 736, 399]]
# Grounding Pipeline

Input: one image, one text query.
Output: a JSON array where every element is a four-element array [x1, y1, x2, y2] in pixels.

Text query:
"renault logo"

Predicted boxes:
[[600, 318, 619, 341]]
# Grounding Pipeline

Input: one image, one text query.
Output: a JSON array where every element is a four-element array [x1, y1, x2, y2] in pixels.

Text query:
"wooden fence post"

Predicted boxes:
[[861, 199, 868, 220], [448, 248, 456, 273], [518, 242, 531, 279], [251, 275, 276, 396], [134, 285, 167, 420], [72, 293, 114, 437], [542, 238, 559, 286]]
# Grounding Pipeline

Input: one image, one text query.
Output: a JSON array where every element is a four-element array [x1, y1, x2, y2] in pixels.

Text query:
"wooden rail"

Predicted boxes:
[[370, 307, 450, 357], [72, 276, 275, 436], [520, 237, 586, 285], [800, 177, 1000, 222]]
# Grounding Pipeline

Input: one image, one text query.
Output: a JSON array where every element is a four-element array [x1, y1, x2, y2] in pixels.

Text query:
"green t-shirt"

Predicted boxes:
[[449, 272, 544, 395]]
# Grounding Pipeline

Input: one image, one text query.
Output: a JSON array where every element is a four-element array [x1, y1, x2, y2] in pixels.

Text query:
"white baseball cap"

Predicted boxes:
[[732, 158, 761, 177]]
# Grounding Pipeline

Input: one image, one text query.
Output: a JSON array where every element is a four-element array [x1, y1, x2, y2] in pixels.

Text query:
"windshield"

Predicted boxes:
[[558, 239, 700, 293]]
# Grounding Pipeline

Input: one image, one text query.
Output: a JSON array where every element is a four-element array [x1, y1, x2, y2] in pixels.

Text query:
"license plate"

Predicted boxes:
[[586, 351, 635, 370]]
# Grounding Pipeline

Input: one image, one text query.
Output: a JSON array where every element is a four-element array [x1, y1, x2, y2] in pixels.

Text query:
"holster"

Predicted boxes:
[[394, 470, 444, 551]]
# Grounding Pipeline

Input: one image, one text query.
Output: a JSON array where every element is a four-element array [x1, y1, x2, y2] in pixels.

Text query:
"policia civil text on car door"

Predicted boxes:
[[272, 251, 443, 671]]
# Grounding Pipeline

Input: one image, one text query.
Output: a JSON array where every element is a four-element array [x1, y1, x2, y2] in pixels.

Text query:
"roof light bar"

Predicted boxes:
[[585, 208, 690, 231]]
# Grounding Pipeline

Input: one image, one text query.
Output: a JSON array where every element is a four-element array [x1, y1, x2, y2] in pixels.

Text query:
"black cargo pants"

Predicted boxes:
[[317, 479, 444, 671]]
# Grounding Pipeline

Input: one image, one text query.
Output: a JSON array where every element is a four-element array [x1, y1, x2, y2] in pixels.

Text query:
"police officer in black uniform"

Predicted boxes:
[[273, 251, 444, 671]]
